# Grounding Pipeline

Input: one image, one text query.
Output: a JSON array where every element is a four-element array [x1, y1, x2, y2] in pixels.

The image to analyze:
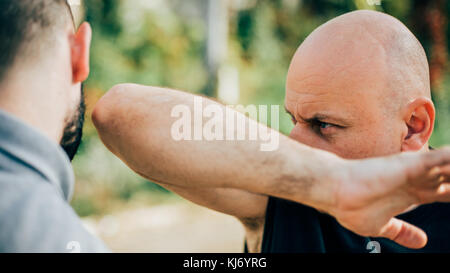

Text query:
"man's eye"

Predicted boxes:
[[319, 122, 332, 129], [311, 121, 334, 135]]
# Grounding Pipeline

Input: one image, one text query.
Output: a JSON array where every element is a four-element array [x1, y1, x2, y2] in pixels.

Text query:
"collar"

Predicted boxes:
[[0, 108, 74, 201]]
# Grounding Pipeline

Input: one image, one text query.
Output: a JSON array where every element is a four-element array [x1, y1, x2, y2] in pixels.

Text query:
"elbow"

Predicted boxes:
[[92, 84, 138, 156], [91, 95, 111, 132], [92, 83, 131, 131], [91, 100, 108, 131]]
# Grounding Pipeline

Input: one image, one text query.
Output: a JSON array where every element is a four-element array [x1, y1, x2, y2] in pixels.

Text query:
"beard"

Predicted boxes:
[[60, 84, 86, 161]]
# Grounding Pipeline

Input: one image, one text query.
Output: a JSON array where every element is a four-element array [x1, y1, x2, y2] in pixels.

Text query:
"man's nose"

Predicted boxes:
[[288, 129, 298, 140], [289, 125, 323, 150], [289, 125, 307, 143]]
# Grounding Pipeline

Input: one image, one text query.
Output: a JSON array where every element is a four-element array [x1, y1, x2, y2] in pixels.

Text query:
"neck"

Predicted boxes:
[[0, 66, 67, 144]]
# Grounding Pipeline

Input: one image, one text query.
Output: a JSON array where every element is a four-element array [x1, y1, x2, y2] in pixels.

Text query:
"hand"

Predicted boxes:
[[329, 147, 450, 249]]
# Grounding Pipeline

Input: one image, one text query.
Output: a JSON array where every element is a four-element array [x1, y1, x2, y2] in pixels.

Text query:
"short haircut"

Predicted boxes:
[[0, 0, 73, 81]]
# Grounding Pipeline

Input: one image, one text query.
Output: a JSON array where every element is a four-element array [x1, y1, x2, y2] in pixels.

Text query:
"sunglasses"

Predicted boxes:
[[64, 0, 77, 28]]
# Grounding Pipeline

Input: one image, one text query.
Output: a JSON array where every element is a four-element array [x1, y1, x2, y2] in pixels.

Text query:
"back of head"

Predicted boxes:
[[0, 0, 89, 161], [0, 0, 73, 82]]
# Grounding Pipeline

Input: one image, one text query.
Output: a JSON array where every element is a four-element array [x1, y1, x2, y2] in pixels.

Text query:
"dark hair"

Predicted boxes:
[[0, 0, 72, 81]]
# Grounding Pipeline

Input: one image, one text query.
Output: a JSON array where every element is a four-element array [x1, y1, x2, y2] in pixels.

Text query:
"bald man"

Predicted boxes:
[[92, 10, 450, 253], [268, 10, 443, 253]]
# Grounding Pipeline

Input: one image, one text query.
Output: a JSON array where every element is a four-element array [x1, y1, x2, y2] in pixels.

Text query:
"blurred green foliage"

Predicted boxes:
[[71, 0, 450, 217]]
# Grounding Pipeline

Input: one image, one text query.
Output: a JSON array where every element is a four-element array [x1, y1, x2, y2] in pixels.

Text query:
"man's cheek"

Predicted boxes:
[[333, 138, 378, 159]]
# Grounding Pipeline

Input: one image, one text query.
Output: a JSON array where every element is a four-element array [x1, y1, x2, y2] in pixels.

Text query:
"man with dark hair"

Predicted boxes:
[[0, 0, 108, 252], [0, 0, 83, 160]]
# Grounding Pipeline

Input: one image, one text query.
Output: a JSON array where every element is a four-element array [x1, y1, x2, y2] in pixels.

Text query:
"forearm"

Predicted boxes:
[[92, 83, 342, 212]]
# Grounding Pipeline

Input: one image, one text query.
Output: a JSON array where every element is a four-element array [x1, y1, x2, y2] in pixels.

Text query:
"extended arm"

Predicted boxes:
[[93, 83, 450, 248], [92, 84, 337, 216]]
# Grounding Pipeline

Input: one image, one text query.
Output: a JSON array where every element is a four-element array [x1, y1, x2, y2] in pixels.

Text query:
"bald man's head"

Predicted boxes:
[[285, 10, 434, 159]]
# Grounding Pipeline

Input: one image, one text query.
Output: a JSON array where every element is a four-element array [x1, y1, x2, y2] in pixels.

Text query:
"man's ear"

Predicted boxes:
[[401, 97, 435, 152], [71, 22, 92, 83]]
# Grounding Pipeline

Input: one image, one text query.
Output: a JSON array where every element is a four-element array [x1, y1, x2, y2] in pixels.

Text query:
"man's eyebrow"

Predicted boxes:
[[302, 113, 351, 126], [284, 106, 351, 126], [284, 106, 295, 118]]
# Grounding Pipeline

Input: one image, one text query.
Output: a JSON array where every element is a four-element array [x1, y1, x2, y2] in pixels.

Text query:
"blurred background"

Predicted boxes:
[[69, 0, 450, 252]]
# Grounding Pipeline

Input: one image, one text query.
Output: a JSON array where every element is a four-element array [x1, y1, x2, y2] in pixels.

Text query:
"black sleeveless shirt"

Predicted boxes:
[[260, 196, 450, 253]]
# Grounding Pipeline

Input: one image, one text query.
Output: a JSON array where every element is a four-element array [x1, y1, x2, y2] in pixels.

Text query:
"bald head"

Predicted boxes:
[[285, 10, 434, 159], [288, 10, 430, 108]]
